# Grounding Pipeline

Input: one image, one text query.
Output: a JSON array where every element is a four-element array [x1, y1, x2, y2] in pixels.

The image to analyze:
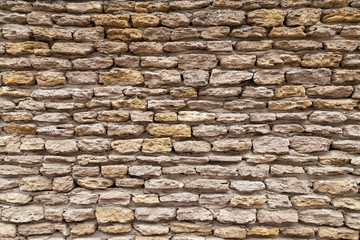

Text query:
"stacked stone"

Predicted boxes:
[[1, 0, 360, 239]]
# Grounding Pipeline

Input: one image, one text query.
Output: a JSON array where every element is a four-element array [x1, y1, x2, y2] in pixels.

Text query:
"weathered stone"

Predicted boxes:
[[217, 56, 256, 70], [179, 54, 218, 70], [257, 54, 301, 68], [2, 71, 34, 85], [318, 227, 359, 240], [286, 8, 322, 26], [2, 206, 44, 223], [230, 180, 265, 193], [146, 123, 191, 138], [170, 222, 212, 236], [36, 71, 66, 87], [132, 13, 159, 27], [135, 207, 176, 222], [201, 26, 230, 39], [291, 195, 331, 207], [290, 136, 331, 153], [265, 177, 311, 194], [193, 9, 245, 26], [134, 224, 169, 236], [216, 208, 256, 224], [322, 8, 360, 23], [253, 136, 289, 154], [96, 207, 134, 223], [107, 28, 143, 41], [142, 138, 172, 154], [230, 195, 267, 207], [235, 40, 272, 51], [145, 179, 183, 190], [314, 180, 358, 195], [72, 57, 113, 70], [135, 2, 169, 12], [53, 14, 91, 26], [230, 26, 267, 38], [32, 27, 72, 41], [302, 53, 343, 68], [52, 42, 93, 55], [99, 68, 144, 86], [257, 209, 298, 224], [248, 9, 287, 27], [112, 98, 147, 110], [6, 41, 50, 56], [299, 209, 344, 226], [132, 194, 159, 205], [247, 227, 279, 236], [0, 223, 16, 237], [77, 177, 113, 190], [102, 165, 127, 178], [282, 227, 315, 237], [177, 207, 213, 221]]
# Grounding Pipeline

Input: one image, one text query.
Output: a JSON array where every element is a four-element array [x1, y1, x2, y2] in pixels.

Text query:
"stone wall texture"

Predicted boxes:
[[1, 0, 360, 239]]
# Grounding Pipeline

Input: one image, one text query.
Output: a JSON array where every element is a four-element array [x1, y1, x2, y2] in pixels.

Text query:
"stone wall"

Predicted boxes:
[[0, 0, 360, 239]]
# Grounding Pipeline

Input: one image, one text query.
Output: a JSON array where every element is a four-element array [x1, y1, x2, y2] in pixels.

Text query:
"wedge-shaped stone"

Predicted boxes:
[[193, 9, 245, 26], [99, 68, 143, 86], [314, 180, 358, 195], [96, 207, 134, 223], [299, 209, 343, 226], [216, 208, 256, 224]]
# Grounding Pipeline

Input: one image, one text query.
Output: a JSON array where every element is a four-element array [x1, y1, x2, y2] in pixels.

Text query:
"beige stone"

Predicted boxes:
[[98, 224, 132, 233], [36, 71, 66, 87], [322, 8, 360, 23], [314, 180, 358, 195], [107, 28, 143, 41], [6, 41, 49, 55], [142, 138, 172, 154], [2, 71, 34, 85], [146, 123, 191, 138], [248, 9, 287, 27], [291, 195, 331, 207], [76, 177, 114, 190], [230, 195, 266, 207], [247, 227, 279, 236], [96, 207, 134, 223], [132, 13, 160, 27], [92, 14, 130, 27], [170, 222, 212, 235], [214, 226, 246, 239], [99, 68, 143, 86]]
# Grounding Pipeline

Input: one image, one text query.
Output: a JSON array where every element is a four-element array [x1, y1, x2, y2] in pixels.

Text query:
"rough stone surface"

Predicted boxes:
[[0, 1, 359, 238]]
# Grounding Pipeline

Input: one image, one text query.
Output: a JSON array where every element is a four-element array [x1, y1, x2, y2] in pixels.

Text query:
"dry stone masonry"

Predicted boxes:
[[0, 0, 360, 239]]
